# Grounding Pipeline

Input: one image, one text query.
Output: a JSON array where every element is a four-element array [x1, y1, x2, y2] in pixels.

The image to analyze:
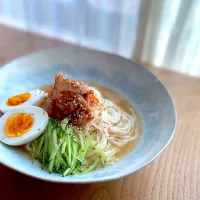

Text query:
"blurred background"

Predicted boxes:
[[0, 0, 200, 76]]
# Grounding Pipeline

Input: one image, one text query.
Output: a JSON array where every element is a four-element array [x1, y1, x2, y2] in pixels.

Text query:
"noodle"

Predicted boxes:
[[84, 87, 139, 165]]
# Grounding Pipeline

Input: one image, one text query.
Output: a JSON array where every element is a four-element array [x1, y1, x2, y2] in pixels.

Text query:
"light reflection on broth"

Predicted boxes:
[[40, 83, 141, 160]]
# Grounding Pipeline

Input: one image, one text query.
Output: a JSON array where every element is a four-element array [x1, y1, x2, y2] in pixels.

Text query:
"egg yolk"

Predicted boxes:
[[6, 92, 31, 106], [4, 113, 34, 137]]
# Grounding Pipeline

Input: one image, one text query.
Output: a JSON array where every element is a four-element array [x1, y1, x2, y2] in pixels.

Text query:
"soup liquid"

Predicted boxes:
[[90, 84, 142, 159]]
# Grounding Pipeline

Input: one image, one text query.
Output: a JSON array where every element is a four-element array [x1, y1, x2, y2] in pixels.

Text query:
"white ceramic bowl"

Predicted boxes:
[[0, 47, 176, 183]]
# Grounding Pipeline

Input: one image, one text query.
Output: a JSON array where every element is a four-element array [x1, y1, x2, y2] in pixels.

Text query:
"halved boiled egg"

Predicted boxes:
[[0, 89, 45, 113], [0, 106, 48, 146]]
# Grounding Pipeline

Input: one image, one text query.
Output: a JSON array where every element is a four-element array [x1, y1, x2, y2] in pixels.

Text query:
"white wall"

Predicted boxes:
[[0, 0, 140, 57], [0, 0, 200, 76]]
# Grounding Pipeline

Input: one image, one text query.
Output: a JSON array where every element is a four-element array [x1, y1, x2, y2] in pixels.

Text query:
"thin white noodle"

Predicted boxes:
[[25, 143, 33, 152], [83, 87, 139, 165]]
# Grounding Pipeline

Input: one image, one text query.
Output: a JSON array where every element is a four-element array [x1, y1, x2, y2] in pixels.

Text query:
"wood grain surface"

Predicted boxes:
[[0, 25, 200, 200]]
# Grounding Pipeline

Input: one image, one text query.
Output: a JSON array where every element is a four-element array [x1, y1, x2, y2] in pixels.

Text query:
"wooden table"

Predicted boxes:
[[0, 25, 200, 200]]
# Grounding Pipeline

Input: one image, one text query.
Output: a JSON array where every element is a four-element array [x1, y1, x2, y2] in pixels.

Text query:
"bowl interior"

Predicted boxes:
[[0, 47, 176, 183]]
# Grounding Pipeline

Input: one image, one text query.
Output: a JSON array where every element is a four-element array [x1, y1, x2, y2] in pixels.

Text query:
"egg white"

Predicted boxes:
[[0, 106, 49, 146], [0, 89, 45, 113]]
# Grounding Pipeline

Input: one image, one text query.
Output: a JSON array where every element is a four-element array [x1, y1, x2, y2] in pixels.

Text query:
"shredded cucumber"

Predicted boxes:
[[30, 118, 106, 176]]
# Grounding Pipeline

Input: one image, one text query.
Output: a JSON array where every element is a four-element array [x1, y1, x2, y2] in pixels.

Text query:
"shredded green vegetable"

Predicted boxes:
[[30, 118, 106, 176]]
